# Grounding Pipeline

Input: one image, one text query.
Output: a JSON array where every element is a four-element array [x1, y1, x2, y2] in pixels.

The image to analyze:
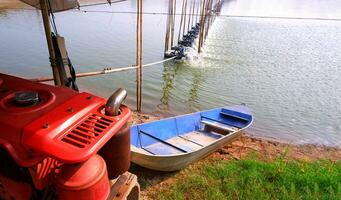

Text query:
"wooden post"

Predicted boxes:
[[39, 0, 62, 86]]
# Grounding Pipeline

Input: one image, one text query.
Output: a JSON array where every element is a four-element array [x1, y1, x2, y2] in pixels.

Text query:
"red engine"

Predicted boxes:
[[0, 73, 134, 200]]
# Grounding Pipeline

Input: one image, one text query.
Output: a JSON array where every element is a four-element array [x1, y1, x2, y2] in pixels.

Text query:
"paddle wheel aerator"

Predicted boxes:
[[0, 73, 139, 200]]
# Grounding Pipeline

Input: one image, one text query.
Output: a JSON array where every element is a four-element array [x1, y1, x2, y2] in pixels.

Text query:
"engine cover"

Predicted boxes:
[[0, 73, 131, 167]]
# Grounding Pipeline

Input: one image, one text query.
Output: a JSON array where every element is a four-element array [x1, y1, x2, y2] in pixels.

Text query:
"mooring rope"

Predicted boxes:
[[30, 56, 176, 82]]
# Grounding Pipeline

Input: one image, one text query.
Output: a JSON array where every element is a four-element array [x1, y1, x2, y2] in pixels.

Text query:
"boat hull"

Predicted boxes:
[[131, 129, 243, 171], [130, 106, 253, 171]]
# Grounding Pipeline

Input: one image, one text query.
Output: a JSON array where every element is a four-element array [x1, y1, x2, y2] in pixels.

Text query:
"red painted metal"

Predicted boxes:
[[55, 154, 110, 200], [28, 157, 62, 190], [0, 175, 32, 200], [0, 73, 131, 167], [99, 124, 131, 179], [0, 73, 132, 199]]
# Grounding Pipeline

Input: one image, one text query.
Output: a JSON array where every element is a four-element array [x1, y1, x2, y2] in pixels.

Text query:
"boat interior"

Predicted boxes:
[[131, 108, 252, 155]]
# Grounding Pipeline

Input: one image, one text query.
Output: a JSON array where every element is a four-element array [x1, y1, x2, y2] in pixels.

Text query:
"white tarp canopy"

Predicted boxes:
[[19, 0, 80, 12]]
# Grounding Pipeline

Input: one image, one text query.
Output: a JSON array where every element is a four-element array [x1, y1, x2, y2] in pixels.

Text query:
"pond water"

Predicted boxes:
[[0, 0, 340, 147]]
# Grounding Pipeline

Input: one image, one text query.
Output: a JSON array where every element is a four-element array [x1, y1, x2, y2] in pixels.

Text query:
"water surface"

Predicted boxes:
[[0, 0, 340, 147]]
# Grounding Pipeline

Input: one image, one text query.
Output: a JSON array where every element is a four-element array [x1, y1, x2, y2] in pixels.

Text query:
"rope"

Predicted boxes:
[[79, 0, 127, 8], [30, 56, 176, 82], [71, 10, 341, 22], [10, 6, 341, 22], [46, 0, 58, 34]]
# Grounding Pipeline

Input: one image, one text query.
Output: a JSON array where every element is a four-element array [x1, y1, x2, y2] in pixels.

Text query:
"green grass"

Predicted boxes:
[[154, 158, 341, 200]]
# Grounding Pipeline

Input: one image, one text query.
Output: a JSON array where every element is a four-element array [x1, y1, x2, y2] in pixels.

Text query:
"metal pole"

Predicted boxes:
[[39, 0, 61, 86]]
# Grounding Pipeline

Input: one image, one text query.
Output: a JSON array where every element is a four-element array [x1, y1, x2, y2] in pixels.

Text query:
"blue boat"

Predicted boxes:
[[130, 105, 253, 171]]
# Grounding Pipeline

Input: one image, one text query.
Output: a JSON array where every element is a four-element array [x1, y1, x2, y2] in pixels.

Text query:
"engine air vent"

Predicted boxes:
[[61, 114, 113, 148]]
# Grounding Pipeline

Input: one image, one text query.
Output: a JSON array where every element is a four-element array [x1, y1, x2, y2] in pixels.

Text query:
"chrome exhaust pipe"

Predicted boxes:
[[105, 88, 127, 116]]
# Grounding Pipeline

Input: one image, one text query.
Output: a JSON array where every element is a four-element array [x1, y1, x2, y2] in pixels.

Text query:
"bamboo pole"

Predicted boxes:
[[191, 0, 195, 27], [136, 0, 140, 110], [170, 0, 176, 47], [138, 0, 143, 111], [182, 0, 187, 37], [177, 0, 186, 42], [187, 0, 192, 32], [198, 0, 206, 53], [164, 0, 171, 52], [39, 0, 62, 86], [195, 0, 200, 24], [204, 0, 213, 40]]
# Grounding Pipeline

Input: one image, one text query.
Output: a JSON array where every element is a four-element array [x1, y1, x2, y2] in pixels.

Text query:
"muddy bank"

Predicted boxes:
[[128, 111, 341, 199]]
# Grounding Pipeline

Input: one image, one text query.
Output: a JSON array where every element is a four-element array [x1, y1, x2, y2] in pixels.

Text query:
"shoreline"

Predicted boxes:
[[129, 111, 340, 199], [130, 111, 341, 150], [129, 111, 341, 162]]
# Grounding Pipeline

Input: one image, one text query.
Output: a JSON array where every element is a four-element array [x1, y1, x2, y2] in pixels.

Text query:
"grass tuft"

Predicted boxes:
[[153, 158, 341, 200]]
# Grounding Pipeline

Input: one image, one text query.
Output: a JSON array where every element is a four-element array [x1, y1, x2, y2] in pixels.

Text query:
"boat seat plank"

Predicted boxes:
[[144, 142, 185, 155], [141, 132, 203, 154], [139, 130, 187, 153], [220, 111, 249, 121], [167, 136, 203, 152], [178, 135, 205, 147], [201, 119, 238, 132], [180, 131, 221, 146]]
